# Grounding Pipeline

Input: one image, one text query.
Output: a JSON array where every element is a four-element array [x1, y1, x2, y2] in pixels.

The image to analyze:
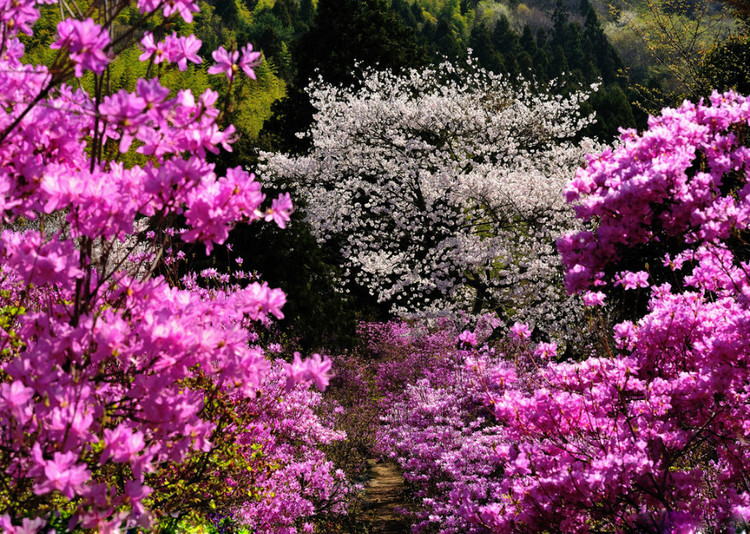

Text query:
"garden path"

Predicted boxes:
[[363, 459, 411, 534]]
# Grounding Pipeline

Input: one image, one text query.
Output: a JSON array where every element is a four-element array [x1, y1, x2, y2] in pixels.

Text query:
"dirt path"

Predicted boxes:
[[362, 459, 411, 534]]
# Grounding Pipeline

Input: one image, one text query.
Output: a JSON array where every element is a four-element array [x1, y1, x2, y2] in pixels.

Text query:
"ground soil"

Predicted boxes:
[[361, 459, 412, 534]]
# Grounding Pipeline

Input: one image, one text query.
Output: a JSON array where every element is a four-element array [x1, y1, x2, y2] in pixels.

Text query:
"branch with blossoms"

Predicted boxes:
[[0, 0, 339, 531]]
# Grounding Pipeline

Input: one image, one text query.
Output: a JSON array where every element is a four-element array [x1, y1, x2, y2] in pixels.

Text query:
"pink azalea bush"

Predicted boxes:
[[0, 0, 344, 530], [219, 363, 352, 534], [379, 93, 750, 533], [374, 319, 510, 533]]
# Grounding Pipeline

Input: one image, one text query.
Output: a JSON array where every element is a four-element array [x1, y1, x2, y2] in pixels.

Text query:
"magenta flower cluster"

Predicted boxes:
[[208, 44, 263, 81], [139, 32, 202, 71], [0, 0, 339, 530]]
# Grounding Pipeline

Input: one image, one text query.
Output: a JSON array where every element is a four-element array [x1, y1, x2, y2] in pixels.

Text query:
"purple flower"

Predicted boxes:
[[238, 43, 262, 79], [534, 342, 557, 359], [582, 290, 606, 306], [283, 352, 333, 391], [458, 330, 478, 347], [265, 193, 293, 229], [169, 34, 202, 71], [100, 425, 145, 463], [0, 380, 34, 424], [208, 44, 262, 80], [614, 270, 650, 290], [32, 447, 90, 499], [138, 32, 164, 63], [207, 46, 239, 79], [510, 321, 531, 340], [51, 18, 110, 77], [99, 89, 147, 152], [304, 353, 333, 391]]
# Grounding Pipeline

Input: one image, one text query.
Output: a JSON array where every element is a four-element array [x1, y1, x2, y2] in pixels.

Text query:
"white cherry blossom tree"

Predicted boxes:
[[260, 59, 601, 338]]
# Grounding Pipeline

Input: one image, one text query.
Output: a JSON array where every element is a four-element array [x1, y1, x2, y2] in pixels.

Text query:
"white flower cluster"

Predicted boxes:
[[260, 59, 602, 338]]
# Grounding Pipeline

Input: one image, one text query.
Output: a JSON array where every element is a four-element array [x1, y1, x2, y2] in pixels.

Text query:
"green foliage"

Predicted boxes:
[[699, 32, 750, 94], [388, 0, 638, 138], [230, 62, 287, 141], [0, 294, 26, 358], [224, 216, 362, 351], [293, 0, 429, 86], [584, 83, 637, 139], [620, 0, 738, 102], [24, 0, 288, 155]]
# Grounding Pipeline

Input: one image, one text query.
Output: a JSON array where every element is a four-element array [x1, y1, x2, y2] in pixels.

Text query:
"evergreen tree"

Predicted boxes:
[[586, 84, 637, 140], [493, 15, 520, 56], [548, 43, 569, 79], [536, 26, 549, 49], [411, 1, 424, 24], [583, 7, 622, 83], [519, 25, 537, 56], [299, 0, 315, 24], [564, 22, 586, 72], [551, 0, 569, 47], [517, 50, 535, 75], [213, 0, 239, 25], [470, 23, 503, 73], [393, 0, 418, 27], [533, 47, 550, 82], [271, 0, 293, 27], [435, 17, 464, 58], [293, 0, 428, 87]]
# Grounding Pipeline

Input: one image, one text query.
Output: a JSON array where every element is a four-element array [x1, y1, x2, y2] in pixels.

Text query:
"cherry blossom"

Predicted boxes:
[[260, 59, 599, 341]]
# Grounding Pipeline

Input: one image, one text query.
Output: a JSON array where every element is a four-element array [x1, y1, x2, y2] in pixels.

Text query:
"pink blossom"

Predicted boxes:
[[0, 0, 351, 528], [283, 353, 333, 391], [207, 46, 239, 79], [0, 516, 46, 534], [304, 353, 333, 391], [0, 381, 34, 425], [238, 43, 262, 79], [32, 448, 91, 499], [534, 342, 557, 359], [138, 32, 164, 63], [169, 33, 202, 70], [100, 426, 145, 463], [510, 321, 531, 340], [265, 192, 293, 228], [582, 290, 606, 306], [51, 18, 110, 77], [158, 0, 199, 22], [283, 352, 307, 391], [208, 44, 262, 80], [458, 330, 478, 347], [139, 32, 202, 71], [614, 270, 650, 290]]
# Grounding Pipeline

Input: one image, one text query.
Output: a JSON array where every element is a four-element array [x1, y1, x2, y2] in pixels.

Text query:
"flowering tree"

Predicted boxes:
[[0, 0, 342, 531], [259, 61, 599, 337]]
